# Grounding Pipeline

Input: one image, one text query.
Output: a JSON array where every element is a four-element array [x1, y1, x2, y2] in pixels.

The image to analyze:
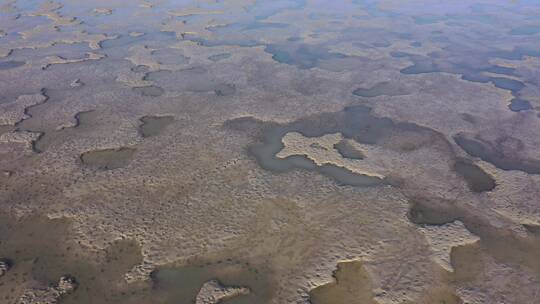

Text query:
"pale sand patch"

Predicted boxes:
[[0, 94, 47, 125], [276, 132, 385, 179], [37, 52, 106, 70], [195, 280, 250, 304]]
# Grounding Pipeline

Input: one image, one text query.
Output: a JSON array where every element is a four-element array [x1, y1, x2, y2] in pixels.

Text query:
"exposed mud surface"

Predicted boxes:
[[353, 82, 408, 98], [408, 199, 540, 279], [225, 105, 452, 187], [1, 1, 540, 303]]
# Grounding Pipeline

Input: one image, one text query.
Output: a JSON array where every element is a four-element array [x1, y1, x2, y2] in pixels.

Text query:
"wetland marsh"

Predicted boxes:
[[1, 0, 540, 303]]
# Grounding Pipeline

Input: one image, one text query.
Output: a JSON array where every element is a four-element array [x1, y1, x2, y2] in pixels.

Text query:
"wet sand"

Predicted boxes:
[[1, 0, 540, 303]]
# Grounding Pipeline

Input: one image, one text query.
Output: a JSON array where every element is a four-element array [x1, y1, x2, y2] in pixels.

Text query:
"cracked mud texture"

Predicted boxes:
[[1, 0, 540, 304]]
